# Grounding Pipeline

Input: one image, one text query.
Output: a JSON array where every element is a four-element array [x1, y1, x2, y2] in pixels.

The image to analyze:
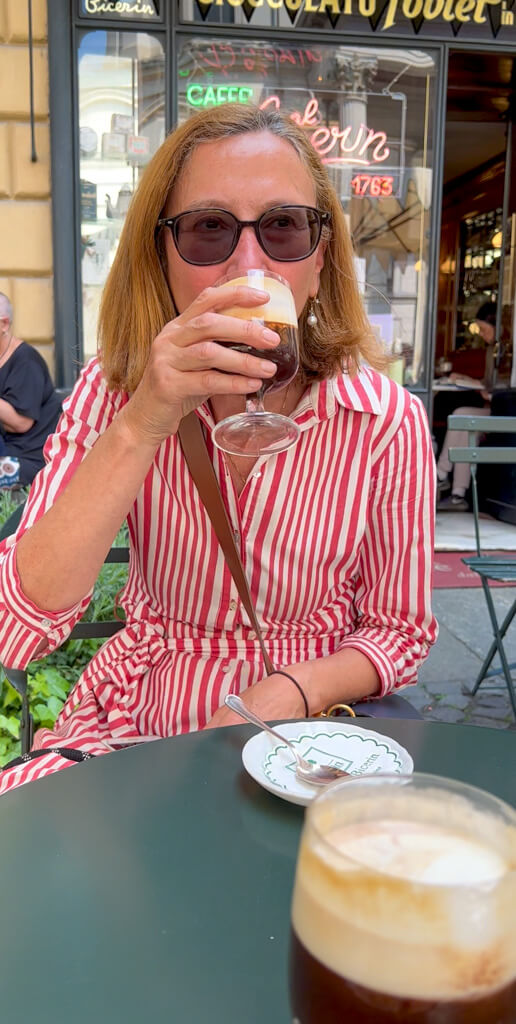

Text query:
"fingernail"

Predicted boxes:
[[262, 328, 279, 343], [260, 360, 277, 374]]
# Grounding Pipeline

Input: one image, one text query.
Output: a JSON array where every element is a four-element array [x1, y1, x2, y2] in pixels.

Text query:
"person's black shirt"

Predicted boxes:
[[0, 343, 62, 485]]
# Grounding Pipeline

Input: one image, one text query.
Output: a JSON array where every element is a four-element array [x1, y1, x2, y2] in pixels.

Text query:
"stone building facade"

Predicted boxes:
[[0, 0, 54, 373]]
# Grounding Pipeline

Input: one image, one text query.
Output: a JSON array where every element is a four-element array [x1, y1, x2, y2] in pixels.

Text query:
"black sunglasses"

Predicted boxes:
[[156, 205, 330, 266]]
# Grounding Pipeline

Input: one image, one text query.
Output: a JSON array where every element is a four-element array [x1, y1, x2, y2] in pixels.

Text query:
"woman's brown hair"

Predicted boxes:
[[99, 103, 385, 392]]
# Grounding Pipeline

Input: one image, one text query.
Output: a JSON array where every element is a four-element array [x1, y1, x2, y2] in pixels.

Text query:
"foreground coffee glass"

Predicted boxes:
[[211, 269, 300, 457], [290, 773, 516, 1024]]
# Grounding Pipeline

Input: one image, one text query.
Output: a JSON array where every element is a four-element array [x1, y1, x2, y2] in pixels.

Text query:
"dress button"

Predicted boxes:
[[41, 618, 51, 629], [229, 599, 237, 611], [222, 665, 231, 674], [253, 471, 261, 479], [248, 630, 257, 640]]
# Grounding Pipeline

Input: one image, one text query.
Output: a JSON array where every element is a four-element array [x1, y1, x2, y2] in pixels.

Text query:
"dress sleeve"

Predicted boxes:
[[0, 359, 127, 668], [338, 394, 438, 694]]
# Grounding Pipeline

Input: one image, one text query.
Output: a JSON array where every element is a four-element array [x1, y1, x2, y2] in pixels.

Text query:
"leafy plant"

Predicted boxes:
[[0, 500, 128, 766], [0, 487, 27, 524]]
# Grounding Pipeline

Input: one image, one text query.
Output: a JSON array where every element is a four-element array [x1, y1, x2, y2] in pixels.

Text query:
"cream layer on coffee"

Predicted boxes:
[[219, 273, 297, 326], [292, 799, 516, 1002]]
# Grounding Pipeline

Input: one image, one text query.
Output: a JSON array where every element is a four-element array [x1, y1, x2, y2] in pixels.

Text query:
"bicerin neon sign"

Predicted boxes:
[[81, 0, 159, 15], [259, 96, 391, 167]]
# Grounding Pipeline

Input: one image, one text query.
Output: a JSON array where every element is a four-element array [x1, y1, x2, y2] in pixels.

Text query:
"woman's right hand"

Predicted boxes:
[[119, 283, 280, 448]]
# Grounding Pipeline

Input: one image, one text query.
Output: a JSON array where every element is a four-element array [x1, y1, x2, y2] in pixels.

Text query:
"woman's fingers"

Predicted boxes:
[[170, 311, 279, 351], [168, 286, 280, 350], [172, 338, 278, 380], [176, 369, 265, 397]]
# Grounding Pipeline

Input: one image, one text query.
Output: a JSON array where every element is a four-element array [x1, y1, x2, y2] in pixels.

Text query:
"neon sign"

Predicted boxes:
[[185, 43, 323, 78], [259, 96, 390, 168], [82, 0, 159, 14], [186, 84, 254, 106]]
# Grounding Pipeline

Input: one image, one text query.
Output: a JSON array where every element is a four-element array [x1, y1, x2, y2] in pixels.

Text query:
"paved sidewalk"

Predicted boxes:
[[412, 588, 516, 729]]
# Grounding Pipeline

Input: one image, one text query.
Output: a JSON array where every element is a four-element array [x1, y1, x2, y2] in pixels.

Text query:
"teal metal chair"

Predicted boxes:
[[448, 414, 516, 718], [0, 503, 129, 754]]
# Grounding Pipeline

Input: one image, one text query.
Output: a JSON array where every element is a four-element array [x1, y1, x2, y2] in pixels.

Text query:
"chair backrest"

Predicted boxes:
[[54, 387, 73, 405], [448, 414, 516, 555]]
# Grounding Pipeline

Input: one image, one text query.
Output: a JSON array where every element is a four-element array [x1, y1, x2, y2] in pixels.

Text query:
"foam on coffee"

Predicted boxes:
[[292, 791, 516, 1003], [219, 273, 297, 327]]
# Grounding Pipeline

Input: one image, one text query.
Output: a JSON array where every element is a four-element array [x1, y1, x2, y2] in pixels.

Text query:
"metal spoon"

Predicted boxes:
[[225, 694, 350, 786]]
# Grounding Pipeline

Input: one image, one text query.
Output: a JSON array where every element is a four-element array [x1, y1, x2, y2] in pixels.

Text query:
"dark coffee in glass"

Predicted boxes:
[[229, 324, 298, 401], [211, 270, 300, 457], [289, 774, 516, 1024]]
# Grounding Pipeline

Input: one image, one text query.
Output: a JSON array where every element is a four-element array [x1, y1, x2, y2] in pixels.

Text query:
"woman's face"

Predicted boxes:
[[162, 131, 326, 318]]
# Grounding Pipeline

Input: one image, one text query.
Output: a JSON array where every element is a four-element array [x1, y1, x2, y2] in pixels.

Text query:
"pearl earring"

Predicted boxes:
[[307, 300, 319, 328]]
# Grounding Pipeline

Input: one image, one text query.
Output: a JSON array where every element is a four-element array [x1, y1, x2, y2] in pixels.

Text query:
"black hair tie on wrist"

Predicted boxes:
[[273, 670, 309, 718]]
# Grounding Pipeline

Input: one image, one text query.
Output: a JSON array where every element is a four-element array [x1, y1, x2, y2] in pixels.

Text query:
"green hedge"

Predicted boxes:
[[0, 490, 128, 765]]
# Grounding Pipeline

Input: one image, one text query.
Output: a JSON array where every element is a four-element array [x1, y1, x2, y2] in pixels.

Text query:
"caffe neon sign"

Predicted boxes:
[[187, 84, 255, 105]]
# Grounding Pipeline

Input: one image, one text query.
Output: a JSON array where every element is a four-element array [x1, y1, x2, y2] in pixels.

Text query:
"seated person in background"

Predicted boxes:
[[0, 293, 62, 489], [436, 302, 496, 511]]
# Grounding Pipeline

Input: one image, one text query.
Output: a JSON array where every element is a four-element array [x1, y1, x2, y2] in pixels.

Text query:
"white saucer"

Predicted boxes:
[[241, 720, 414, 806]]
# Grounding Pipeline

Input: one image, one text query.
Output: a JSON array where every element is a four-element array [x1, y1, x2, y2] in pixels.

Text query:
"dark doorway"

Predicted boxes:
[[433, 53, 515, 446]]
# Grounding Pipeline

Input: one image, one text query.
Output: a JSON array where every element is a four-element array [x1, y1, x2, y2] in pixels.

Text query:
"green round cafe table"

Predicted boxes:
[[0, 718, 514, 1024]]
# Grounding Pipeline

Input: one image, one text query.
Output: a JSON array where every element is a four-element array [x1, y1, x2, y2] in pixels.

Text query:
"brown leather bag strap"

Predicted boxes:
[[177, 411, 275, 676]]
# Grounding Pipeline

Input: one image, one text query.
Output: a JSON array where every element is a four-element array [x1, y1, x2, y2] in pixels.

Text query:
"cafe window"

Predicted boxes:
[[177, 38, 437, 387], [78, 30, 165, 362]]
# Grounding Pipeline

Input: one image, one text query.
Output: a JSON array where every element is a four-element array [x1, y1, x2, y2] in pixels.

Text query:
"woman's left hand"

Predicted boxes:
[[205, 670, 307, 729]]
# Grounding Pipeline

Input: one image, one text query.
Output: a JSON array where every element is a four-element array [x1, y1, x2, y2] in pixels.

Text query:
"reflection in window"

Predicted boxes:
[[177, 38, 436, 387], [78, 31, 165, 363]]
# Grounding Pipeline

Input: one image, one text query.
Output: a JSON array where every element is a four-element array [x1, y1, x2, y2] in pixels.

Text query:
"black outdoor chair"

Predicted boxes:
[[448, 414, 516, 718], [0, 502, 129, 754]]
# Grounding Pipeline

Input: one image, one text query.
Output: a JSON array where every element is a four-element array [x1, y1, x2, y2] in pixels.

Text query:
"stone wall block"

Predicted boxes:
[[10, 122, 50, 197], [0, 123, 11, 197], [6, 0, 47, 42], [0, 201, 52, 274], [11, 276, 53, 340], [32, 342, 55, 377], [0, 1, 7, 43], [0, 276, 13, 305], [0, 45, 48, 119]]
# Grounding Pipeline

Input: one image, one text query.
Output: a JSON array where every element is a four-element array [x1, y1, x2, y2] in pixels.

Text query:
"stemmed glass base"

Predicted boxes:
[[212, 411, 300, 457]]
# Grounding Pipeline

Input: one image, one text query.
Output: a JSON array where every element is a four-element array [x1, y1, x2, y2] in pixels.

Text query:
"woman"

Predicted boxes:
[[0, 292, 62, 489], [0, 104, 437, 794]]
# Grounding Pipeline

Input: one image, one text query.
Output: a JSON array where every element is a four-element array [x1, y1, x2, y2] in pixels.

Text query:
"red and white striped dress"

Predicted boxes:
[[0, 358, 437, 794]]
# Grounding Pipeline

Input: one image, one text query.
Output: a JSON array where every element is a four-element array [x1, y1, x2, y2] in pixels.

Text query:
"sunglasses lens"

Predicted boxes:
[[259, 207, 320, 260], [174, 210, 237, 265]]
